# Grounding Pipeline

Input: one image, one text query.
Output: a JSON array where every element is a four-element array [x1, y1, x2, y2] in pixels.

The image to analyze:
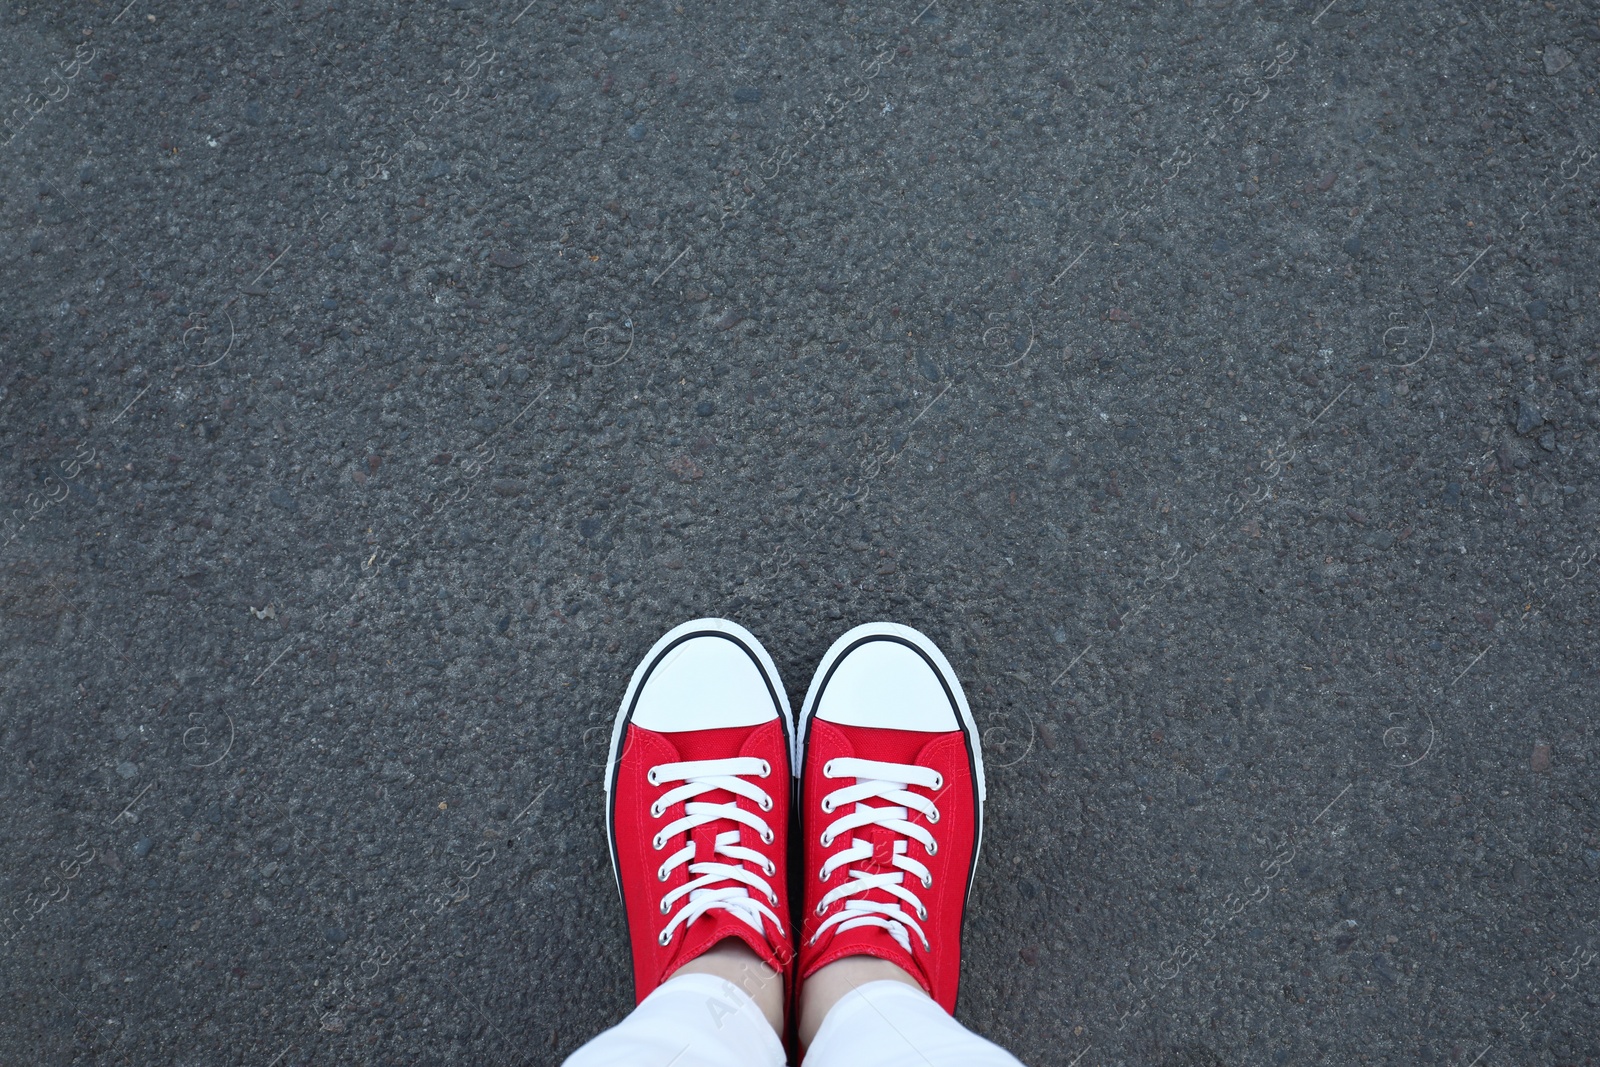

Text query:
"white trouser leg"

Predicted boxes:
[[563, 973, 787, 1067], [805, 980, 1028, 1067]]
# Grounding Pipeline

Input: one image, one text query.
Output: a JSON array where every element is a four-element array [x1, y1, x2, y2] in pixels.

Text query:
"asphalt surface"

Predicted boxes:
[[3, 0, 1599, 1064]]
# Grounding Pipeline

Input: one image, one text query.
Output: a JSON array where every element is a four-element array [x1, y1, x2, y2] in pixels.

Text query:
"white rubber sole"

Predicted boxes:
[[603, 617, 793, 901], [796, 621, 986, 889]]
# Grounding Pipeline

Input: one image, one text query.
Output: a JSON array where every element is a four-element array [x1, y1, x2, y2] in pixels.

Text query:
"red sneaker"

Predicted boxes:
[[604, 618, 795, 1003], [796, 622, 986, 1014]]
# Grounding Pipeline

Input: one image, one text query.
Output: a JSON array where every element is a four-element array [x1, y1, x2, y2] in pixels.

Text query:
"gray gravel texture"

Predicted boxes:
[[3, 0, 1599, 1064]]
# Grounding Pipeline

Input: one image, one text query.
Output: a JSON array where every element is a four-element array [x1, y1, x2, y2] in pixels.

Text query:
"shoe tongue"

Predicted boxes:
[[854, 821, 900, 873], [658, 724, 763, 869], [870, 835, 898, 866], [831, 723, 938, 872]]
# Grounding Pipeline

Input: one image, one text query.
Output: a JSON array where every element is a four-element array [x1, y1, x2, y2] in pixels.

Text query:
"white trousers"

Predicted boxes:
[[563, 973, 1026, 1067]]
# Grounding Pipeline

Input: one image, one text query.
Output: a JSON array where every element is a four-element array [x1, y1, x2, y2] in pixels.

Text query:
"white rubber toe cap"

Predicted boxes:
[[813, 633, 959, 732], [630, 624, 781, 733]]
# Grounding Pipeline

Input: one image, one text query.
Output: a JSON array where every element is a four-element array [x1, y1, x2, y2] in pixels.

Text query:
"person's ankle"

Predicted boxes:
[[670, 938, 786, 1035], [796, 954, 927, 1049]]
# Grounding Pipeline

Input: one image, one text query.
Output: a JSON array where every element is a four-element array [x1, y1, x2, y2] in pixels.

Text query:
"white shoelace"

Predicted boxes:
[[811, 756, 944, 956], [649, 756, 784, 947]]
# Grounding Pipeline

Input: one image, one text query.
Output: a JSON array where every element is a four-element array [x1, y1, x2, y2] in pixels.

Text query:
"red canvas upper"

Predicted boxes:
[[797, 718, 980, 1014], [611, 719, 794, 1002]]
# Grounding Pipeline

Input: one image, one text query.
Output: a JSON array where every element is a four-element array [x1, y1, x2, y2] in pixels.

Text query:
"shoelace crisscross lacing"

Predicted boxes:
[[650, 756, 784, 947], [812, 756, 943, 955]]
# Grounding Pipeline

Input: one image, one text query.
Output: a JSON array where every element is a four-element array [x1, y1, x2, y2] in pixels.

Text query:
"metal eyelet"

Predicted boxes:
[[647, 768, 662, 786], [650, 801, 665, 818], [816, 902, 826, 916], [930, 773, 943, 790], [918, 907, 928, 921], [658, 930, 671, 946], [658, 866, 669, 882], [821, 797, 834, 813], [823, 760, 837, 778], [652, 834, 665, 850], [758, 795, 772, 812], [922, 875, 933, 889], [819, 867, 829, 882], [819, 832, 832, 848], [758, 760, 771, 778], [660, 900, 670, 915], [926, 840, 937, 856], [768, 891, 778, 905], [927, 808, 940, 824], [761, 828, 774, 844]]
